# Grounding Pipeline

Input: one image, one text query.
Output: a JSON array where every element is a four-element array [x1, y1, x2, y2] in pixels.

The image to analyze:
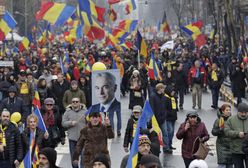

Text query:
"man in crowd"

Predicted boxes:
[[188, 60, 207, 109], [38, 147, 60, 168], [225, 102, 248, 167], [0, 109, 23, 167], [92, 72, 121, 136]]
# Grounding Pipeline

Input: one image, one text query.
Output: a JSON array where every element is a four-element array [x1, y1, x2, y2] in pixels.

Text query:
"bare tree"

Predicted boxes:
[[170, 0, 186, 27]]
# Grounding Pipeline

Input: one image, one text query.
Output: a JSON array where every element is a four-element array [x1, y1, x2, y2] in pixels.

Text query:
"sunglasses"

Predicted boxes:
[[45, 104, 53, 106], [72, 101, 79, 103]]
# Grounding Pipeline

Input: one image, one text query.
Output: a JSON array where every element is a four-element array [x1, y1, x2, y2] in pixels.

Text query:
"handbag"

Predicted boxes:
[[192, 137, 210, 160]]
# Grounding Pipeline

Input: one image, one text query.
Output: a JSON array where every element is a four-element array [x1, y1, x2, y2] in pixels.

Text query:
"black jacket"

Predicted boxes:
[[173, 69, 187, 89], [123, 115, 138, 148], [149, 92, 167, 126], [243, 133, 248, 155], [207, 69, 224, 89], [0, 122, 23, 166]]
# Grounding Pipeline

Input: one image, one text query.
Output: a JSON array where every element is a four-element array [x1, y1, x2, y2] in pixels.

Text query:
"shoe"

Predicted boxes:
[[198, 106, 201, 110], [117, 131, 121, 137], [179, 106, 183, 110], [163, 149, 173, 154], [211, 105, 218, 109], [170, 146, 176, 150], [192, 106, 196, 109]]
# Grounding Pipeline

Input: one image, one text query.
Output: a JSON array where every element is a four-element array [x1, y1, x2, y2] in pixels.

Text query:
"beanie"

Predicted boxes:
[[44, 98, 55, 105], [92, 154, 110, 168], [140, 154, 162, 168], [237, 102, 248, 112], [39, 147, 57, 167], [138, 135, 151, 146]]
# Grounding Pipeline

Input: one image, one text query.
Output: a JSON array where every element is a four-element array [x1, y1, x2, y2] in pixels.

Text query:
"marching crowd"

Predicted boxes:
[[0, 36, 247, 168]]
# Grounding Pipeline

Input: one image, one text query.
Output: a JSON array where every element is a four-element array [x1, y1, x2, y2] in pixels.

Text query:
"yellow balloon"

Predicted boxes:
[[92, 62, 107, 71], [41, 48, 47, 54], [10, 112, 21, 123]]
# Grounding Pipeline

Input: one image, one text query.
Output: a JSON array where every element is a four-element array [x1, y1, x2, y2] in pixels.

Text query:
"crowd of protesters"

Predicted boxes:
[[0, 35, 247, 168]]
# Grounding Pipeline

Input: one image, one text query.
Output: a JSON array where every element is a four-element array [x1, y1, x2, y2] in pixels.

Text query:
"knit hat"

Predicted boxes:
[[8, 86, 17, 93], [44, 98, 55, 105], [138, 135, 151, 146], [189, 159, 208, 168], [237, 102, 248, 112], [92, 154, 110, 168], [140, 154, 162, 168], [39, 147, 57, 167], [133, 105, 142, 113], [71, 80, 78, 85], [132, 69, 139, 75], [187, 111, 199, 118]]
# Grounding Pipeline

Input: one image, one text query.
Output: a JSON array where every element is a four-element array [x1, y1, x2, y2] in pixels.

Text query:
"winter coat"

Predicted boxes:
[[0, 122, 23, 167], [62, 105, 86, 141], [40, 106, 65, 148], [21, 128, 45, 155], [164, 86, 178, 121], [63, 88, 86, 109], [129, 76, 144, 109], [207, 69, 224, 89], [49, 80, 70, 113], [16, 79, 34, 106], [242, 134, 248, 157], [188, 66, 207, 87], [149, 92, 167, 126], [224, 114, 248, 154], [176, 118, 209, 159], [73, 123, 114, 168], [211, 110, 233, 164], [230, 67, 247, 97], [123, 115, 138, 149], [173, 69, 187, 89]]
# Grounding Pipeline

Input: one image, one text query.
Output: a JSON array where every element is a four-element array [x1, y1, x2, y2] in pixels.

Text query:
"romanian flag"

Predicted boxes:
[[0, 11, 17, 41], [181, 20, 206, 48], [127, 100, 161, 167], [136, 30, 148, 58], [19, 37, 30, 52], [20, 149, 31, 168], [85, 106, 92, 121], [78, 0, 106, 24], [112, 58, 117, 69], [30, 131, 39, 168], [109, 5, 117, 22], [32, 86, 41, 109], [60, 56, 71, 82], [118, 19, 138, 32], [148, 52, 162, 81], [36, 2, 76, 26], [33, 107, 47, 132], [38, 31, 47, 46], [158, 11, 170, 33], [125, 0, 137, 15]]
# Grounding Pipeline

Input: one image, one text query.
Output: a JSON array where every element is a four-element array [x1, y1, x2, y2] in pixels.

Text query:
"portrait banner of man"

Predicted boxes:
[[91, 69, 122, 136]]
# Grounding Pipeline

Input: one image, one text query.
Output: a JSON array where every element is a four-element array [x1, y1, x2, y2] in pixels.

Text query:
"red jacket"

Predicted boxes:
[[176, 121, 209, 159], [188, 66, 207, 86]]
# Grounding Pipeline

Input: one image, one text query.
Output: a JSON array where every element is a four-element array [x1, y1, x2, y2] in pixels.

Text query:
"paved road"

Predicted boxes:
[[56, 91, 235, 168]]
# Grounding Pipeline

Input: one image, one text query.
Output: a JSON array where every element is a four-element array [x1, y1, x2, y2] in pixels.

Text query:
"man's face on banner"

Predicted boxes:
[[95, 75, 116, 105]]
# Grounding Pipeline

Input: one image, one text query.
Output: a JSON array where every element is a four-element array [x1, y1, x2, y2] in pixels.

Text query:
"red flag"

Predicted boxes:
[[108, 0, 120, 4], [95, 6, 106, 23]]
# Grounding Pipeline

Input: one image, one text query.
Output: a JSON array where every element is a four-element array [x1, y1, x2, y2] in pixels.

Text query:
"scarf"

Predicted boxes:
[[164, 93, 177, 110], [43, 110, 55, 128]]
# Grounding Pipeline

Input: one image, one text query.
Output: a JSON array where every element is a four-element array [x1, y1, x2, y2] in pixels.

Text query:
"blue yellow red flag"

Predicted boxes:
[[0, 11, 17, 41], [136, 30, 148, 58], [148, 52, 162, 81]]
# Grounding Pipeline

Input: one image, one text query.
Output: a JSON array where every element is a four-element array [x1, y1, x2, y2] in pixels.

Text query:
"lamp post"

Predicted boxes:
[[14, 11, 27, 36]]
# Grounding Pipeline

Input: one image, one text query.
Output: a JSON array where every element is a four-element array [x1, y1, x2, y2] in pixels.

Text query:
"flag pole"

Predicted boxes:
[[138, 49, 140, 68]]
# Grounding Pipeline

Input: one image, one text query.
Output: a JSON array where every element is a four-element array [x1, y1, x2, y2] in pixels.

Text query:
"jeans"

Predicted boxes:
[[232, 153, 247, 168], [166, 120, 175, 149], [218, 164, 233, 168], [69, 140, 84, 168], [109, 109, 122, 133], [176, 87, 185, 107], [183, 157, 194, 168], [0, 160, 12, 168], [160, 120, 169, 151], [211, 88, 220, 107]]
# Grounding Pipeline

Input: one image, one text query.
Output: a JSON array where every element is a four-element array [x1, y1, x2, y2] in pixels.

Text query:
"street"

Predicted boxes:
[[55, 91, 234, 168]]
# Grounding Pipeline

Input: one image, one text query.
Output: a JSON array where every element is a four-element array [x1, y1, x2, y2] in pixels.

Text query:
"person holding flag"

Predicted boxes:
[[21, 114, 49, 167], [211, 104, 233, 167]]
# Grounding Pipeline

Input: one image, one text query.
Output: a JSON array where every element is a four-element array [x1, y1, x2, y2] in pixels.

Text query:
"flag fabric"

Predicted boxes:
[[136, 30, 148, 58], [127, 101, 161, 167], [33, 107, 47, 132], [108, 0, 120, 4], [85, 106, 92, 121], [148, 52, 162, 81], [160, 11, 170, 33], [32, 86, 41, 109], [112, 58, 117, 69], [19, 37, 30, 52], [36, 2, 76, 26], [78, 0, 106, 24], [30, 131, 39, 168], [19, 150, 31, 168], [125, 0, 136, 15], [109, 5, 117, 22], [181, 20, 206, 48], [118, 20, 138, 32], [0, 11, 17, 41]]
